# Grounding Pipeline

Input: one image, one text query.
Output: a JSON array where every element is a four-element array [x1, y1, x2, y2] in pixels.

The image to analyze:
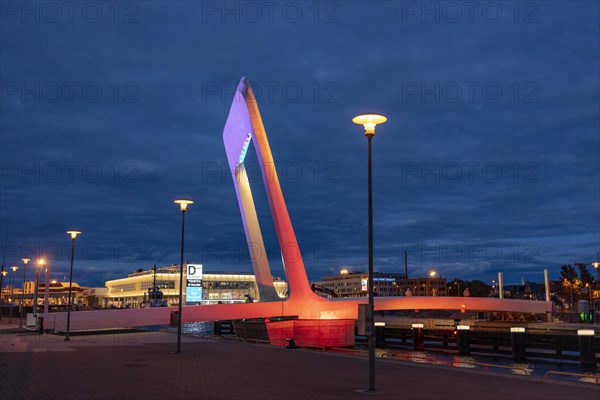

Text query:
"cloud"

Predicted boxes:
[[1, 1, 598, 287]]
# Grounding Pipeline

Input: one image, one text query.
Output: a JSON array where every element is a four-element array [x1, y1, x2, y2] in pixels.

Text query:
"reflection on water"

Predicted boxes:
[[511, 363, 534, 375], [183, 322, 215, 335], [359, 345, 598, 381], [450, 356, 478, 369], [161, 321, 215, 336]]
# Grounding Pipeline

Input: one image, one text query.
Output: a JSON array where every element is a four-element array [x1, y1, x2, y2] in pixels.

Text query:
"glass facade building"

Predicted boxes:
[[104, 265, 287, 308]]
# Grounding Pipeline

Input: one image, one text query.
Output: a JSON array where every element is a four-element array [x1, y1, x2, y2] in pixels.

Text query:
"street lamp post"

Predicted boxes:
[[34, 259, 45, 320], [428, 271, 437, 296], [174, 199, 193, 353], [404, 251, 409, 294], [0, 270, 6, 321], [65, 231, 81, 341], [20, 258, 30, 327], [593, 261, 599, 312], [42, 260, 50, 317], [353, 113, 387, 393], [9, 266, 18, 323]]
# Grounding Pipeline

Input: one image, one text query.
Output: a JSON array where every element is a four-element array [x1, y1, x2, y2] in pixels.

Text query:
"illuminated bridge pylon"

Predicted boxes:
[[43, 78, 552, 331]]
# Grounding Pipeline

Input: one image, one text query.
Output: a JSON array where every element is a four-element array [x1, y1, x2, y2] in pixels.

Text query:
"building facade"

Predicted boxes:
[[313, 270, 447, 298], [1, 280, 87, 310], [104, 265, 288, 308]]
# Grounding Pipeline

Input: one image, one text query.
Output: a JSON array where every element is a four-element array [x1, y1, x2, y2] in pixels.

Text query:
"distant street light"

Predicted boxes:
[[174, 199, 193, 353], [9, 266, 18, 323], [585, 283, 593, 305], [20, 258, 30, 327], [0, 269, 6, 321], [65, 231, 81, 341], [428, 271, 437, 296], [352, 112, 387, 393], [591, 260, 599, 311]]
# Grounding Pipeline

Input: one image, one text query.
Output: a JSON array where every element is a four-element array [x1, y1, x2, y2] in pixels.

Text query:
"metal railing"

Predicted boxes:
[[544, 371, 600, 384], [329, 347, 368, 354]]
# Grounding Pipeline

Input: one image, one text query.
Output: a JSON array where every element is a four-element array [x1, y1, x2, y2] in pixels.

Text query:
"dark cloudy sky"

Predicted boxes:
[[1, 1, 598, 288]]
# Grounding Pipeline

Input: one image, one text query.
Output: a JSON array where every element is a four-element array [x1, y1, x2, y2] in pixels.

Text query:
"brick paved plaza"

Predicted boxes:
[[0, 326, 598, 400]]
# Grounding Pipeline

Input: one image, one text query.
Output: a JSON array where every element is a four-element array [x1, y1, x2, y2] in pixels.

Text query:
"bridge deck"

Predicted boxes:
[[41, 297, 553, 331]]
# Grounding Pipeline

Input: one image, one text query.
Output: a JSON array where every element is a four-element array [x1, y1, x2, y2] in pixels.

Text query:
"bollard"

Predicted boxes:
[[577, 330, 596, 371], [457, 325, 470, 356], [375, 322, 386, 348], [412, 323, 424, 350], [510, 327, 526, 362], [169, 311, 179, 328]]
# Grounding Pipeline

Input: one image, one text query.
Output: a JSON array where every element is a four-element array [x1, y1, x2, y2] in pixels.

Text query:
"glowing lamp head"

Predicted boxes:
[[67, 230, 81, 240], [11, 266, 18, 272], [340, 268, 349, 275], [593, 262, 600, 269], [1, 271, 6, 277], [175, 199, 194, 212], [429, 271, 437, 277], [352, 113, 387, 135], [22, 258, 30, 265], [37, 258, 46, 267]]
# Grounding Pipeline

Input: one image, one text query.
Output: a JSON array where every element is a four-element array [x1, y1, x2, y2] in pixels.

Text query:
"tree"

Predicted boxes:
[[560, 264, 580, 310], [560, 264, 593, 310], [447, 279, 466, 296], [467, 280, 491, 297], [560, 264, 577, 283], [576, 263, 594, 286], [447, 279, 490, 297]]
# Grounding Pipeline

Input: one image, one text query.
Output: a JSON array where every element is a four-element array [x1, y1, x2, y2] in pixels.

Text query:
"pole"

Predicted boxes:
[[404, 251, 408, 294], [9, 275, 14, 323], [65, 237, 76, 341], [0, 236, 6, 321], [544, 269, 550, 301], [594, 252, 600, 310], [20, 263, 27, 327], [0, 270, 4, 321], [176, 208, 186, 353], [498, 272, 504, 299], [367, 134, 375, 392], [570, 284, 574, 311], [0, 273, 4, 322], [43, 265, 50, 316], [33, 270, 39, 318], [544, 269, 553, 322]]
